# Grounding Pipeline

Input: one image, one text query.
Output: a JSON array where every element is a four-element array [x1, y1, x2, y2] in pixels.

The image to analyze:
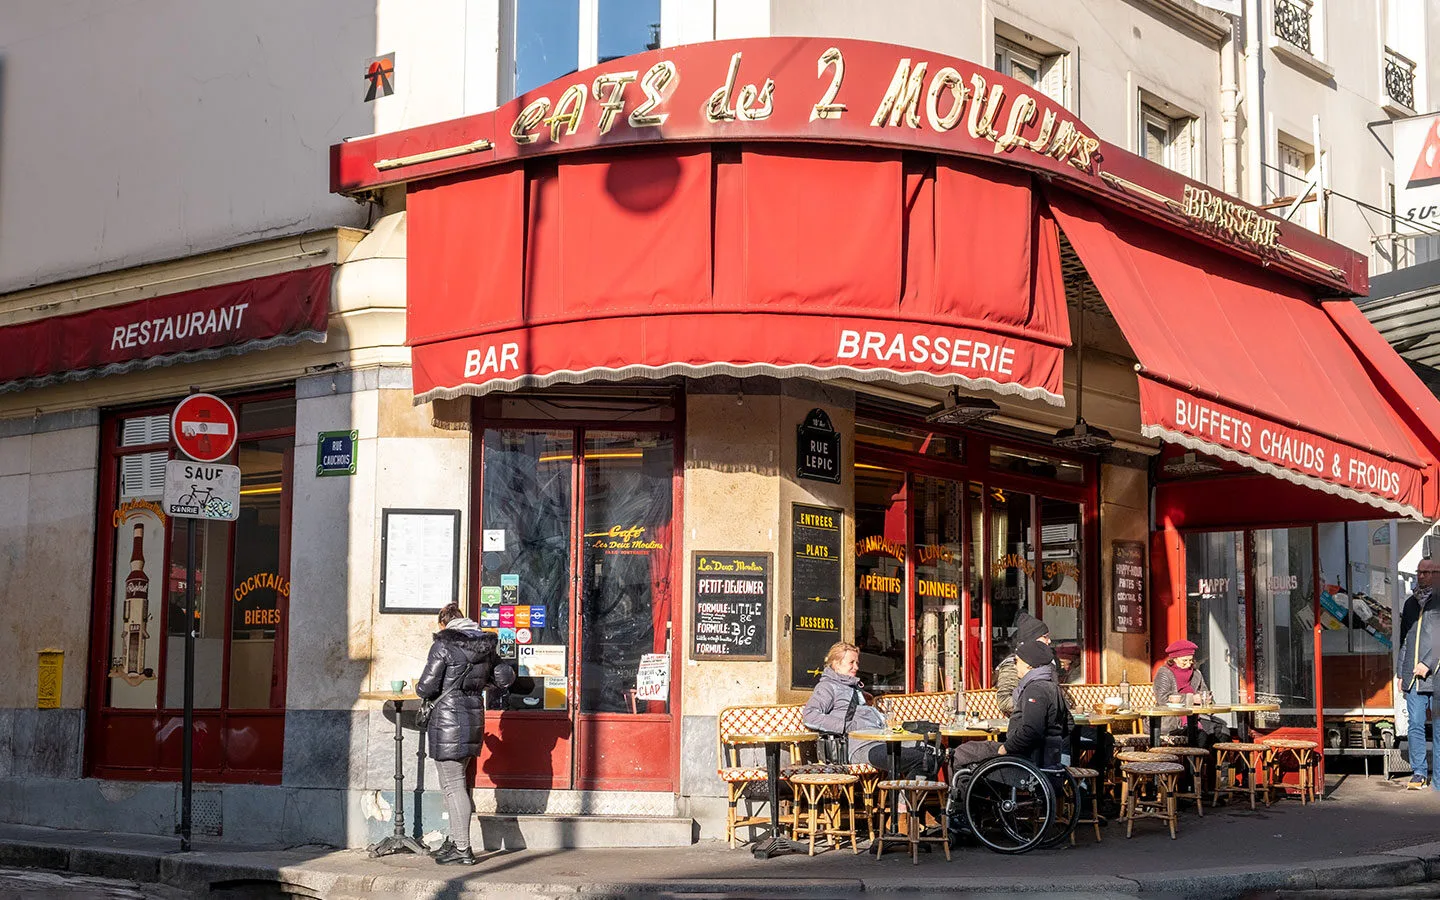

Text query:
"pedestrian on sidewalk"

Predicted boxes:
[[1398, 559, 1440, 791], [417, 602, 502, 864]]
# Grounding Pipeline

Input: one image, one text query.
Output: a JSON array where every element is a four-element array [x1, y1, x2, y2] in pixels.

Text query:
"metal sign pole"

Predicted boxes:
[[180, 516, 196, 851]]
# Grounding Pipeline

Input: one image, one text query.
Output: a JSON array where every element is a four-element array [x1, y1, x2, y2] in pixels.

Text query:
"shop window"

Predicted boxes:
[[856, 420, 962, 459], [580, 431, 673, 714], [1317, 522, 1396, 714], [989, 446, 1084, 485], [967, 483, 985, 690], [227, 435, 292, 708], [1040, 498, 1084, 683], [1139, 102, 1196, 178], [511, 0, 661, 98], [1253, 527, 1317, 728], [855, 465, 908, 692], [480, 429, 575, 710], [162, 521, 228, 709], [1183, 531, 1246, 707], [912, 476, 963, 692], [988, 488, 1035, 667]]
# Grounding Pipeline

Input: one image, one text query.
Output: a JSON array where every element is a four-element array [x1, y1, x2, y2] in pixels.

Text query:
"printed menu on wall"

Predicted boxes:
[[691, 552, 771, 660], [379, 509, 461, 613], [791, 504, 843, 689], [1111, 540, 1147, 634]]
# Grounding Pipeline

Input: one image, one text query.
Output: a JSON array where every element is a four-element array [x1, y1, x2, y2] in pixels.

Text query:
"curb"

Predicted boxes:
[[1, 832, 1438, 899]]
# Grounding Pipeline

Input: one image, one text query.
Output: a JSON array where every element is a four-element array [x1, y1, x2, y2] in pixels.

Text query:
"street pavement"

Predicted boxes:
[[0, 774, 1437, 898], [0, 865, 189, 898]]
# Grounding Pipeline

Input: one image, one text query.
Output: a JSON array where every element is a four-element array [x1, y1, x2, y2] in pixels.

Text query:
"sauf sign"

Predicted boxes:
[[1395, 114, 1440, 227]]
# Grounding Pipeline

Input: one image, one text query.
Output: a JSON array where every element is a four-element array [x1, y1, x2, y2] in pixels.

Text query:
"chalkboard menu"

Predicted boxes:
[[797, 408, 841, 483], [1111, 540, 1147, 634], [691, 552, 772, 660], [791, 503, 844, 689]]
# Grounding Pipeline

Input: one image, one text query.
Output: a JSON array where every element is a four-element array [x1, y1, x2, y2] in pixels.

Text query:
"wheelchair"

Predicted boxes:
[[945, 754, 1082, 854]]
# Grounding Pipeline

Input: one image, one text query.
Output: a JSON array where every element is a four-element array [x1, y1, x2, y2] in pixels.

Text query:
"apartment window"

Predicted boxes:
[[1274, 0, 1317, 56], [994, 36, 1066, 106], [1383, 1, 1421, 113], [512, 0, 661, 98], [1139, 103, 1195, 177], [1276, 140, 1318, 232]]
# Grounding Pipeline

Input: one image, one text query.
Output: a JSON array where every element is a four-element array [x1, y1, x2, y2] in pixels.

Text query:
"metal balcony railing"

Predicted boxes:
[[1385, 47, 1417, 110], [1274, 0, 1313, 55]]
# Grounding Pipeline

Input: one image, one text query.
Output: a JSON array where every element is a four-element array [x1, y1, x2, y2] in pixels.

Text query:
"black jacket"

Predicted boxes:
[[1003, 665, 1071, 768], [415, 628, 500, 762]]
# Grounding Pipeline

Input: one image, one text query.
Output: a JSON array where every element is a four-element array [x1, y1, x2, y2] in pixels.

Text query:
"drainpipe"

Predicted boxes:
[[1221, 13, 1241, 195], [1244, 0, 1267, 204]]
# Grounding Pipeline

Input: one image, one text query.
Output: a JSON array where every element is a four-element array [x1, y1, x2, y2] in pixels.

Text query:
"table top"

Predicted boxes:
[[850, 729, 925, 742], [1096, 710, 1143, 720], [359, 690, 420, 702], [733, 732, 818, 743], [1230, 702, 1281, 712], [939, 727, 1001, 738]]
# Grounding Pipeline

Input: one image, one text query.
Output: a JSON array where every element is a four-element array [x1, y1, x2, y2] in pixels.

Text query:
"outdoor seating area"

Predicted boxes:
[[718, 688, 1313, 859]]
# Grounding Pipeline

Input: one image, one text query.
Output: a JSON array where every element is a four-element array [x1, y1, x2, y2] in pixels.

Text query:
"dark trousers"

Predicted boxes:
[[950, 740, 1002, 769], [865, 742, 930, 777]]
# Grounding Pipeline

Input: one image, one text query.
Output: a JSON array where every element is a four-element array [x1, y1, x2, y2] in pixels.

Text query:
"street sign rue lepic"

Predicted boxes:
[[163, 460, 241, 521]]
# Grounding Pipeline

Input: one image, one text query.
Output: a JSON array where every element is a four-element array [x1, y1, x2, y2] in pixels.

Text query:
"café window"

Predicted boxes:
[[508, 0, 662, 98], [92, 392, 295, 780], [854, 464, 908, 692]]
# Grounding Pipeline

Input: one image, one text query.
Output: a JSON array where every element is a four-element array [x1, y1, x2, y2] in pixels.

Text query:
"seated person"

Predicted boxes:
[[994, 611, 1051, 715], [952, 639, 1072, 770], [802, 640, 928, 777], [1153, 639, 1226, 746]]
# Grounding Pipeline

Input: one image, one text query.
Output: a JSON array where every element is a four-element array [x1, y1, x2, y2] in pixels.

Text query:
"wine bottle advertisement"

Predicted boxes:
[[109, 501, 166, 704]]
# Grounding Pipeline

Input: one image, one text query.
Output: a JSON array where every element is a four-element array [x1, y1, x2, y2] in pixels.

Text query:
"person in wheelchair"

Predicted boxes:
[[951, 639, 1071, 771], [802, 641, 930, 776]]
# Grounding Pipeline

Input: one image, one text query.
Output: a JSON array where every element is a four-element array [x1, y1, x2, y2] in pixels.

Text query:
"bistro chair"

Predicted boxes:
[[1119, 759, 1185, 839], [1263, 738, 1320, 803], [875, 779, 951, 864], [789, 771, 862, 854], [1163, 746, 1212, 816], [1065, 765, 1103, 844], [716, 704, 808, 848]]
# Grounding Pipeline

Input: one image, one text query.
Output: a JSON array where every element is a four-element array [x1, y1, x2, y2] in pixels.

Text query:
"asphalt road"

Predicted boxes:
[[0, 866, 189, 899]]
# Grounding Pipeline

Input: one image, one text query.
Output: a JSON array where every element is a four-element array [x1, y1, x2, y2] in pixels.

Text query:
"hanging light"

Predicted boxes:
[[925, 388, 1001, 427], [1053, 302, 1115, 451], [1163, 451, 1223, 477]]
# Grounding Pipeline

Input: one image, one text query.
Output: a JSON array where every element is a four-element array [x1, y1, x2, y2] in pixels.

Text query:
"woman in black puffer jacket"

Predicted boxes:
[[415, 603, 500, 865]]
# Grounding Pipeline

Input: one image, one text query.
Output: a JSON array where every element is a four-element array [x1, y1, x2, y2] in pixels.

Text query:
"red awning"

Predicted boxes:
[[0, 266, 332, 393], [406, 146, 1070, 406], [1048, 190, 1436, 518]]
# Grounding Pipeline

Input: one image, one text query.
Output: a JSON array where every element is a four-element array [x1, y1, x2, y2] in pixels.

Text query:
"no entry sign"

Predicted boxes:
[[171, 393, 238, 462]]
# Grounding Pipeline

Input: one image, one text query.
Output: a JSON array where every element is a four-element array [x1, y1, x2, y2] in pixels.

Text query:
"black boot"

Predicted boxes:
[[428, 838, 455, 858], [434, 844, 477, 866]]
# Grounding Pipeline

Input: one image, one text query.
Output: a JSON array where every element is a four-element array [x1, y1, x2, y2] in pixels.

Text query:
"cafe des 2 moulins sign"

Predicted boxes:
[[335, 38, 1354, 290]]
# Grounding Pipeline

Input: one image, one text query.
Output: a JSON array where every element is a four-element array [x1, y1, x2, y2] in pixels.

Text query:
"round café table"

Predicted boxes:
[[359, 689, 426, 858], [1135, 705, 1234, 747], [1229, 702, 1281, 743], [738, 731, 818, 859]]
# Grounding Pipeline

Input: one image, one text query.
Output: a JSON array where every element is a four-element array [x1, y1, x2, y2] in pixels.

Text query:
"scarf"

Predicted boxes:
[[1012, 663, 1054, 708], [1169, 661, 1196, 695], [446, 616, 482, 633]]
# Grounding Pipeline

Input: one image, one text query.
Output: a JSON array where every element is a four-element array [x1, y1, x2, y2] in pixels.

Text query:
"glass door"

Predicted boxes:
[[476, 426, 678, 791], [1183, 531, 1245, 709]]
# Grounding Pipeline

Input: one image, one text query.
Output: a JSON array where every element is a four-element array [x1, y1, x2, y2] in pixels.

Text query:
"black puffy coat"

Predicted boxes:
[[415, 627, 500, 762]]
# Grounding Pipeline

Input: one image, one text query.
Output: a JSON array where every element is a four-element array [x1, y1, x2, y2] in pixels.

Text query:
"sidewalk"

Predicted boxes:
[[1, 776, 1437, 899]]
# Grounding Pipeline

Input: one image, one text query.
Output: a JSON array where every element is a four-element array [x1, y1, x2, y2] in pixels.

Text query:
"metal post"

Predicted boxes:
[[180, 517, 196, 851]]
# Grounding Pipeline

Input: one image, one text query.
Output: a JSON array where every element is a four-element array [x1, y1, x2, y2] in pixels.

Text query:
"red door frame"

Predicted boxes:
[[470, 400, 684, 793], [853, 416, 1100, 691], [85, 388, 296, 783]]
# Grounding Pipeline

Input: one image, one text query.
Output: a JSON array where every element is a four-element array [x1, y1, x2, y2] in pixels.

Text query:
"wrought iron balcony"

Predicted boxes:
[[1385, 47, 1416, 111], [1274, 0, 1313, 55]]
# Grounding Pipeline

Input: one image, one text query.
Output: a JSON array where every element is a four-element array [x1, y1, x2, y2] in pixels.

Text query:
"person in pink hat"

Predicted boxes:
[[1153, 639, 1223, 745]]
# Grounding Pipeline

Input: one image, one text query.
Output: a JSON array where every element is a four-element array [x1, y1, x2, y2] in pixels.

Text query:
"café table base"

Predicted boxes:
[[368, 832, 429, 858], [360, 694, 427, 858]]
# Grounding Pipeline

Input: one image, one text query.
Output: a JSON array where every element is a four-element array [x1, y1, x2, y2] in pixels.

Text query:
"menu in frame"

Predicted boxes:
[[379, 508, 461, 613], [791, 503, 843, 689]]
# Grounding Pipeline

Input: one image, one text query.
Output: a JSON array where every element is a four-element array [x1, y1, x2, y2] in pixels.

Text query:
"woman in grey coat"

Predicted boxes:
[[801, 641, 927, 776]]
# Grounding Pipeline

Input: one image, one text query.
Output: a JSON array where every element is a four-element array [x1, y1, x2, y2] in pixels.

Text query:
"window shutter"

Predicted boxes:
[[121, 415, 169, 447], [121, 450, 168, 500], [1171, 119, 1195, 178], [1039, 54, 1067, 106]]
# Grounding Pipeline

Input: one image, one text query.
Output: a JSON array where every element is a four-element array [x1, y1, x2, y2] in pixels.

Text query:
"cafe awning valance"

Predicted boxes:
[[1048, 190, 1439, 519], [407, 146, 1071, 406]]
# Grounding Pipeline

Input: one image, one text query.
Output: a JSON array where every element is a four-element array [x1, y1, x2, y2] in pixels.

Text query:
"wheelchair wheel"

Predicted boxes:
[[1038, 768, 1080, 848], [963, 756, 1055, 854]]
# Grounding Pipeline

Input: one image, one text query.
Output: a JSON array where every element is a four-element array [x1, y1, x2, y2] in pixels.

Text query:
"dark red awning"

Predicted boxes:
[[407, 146, 1070, 405], [1048, 190, 1437, 518], [0, 266, 332, 393]]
